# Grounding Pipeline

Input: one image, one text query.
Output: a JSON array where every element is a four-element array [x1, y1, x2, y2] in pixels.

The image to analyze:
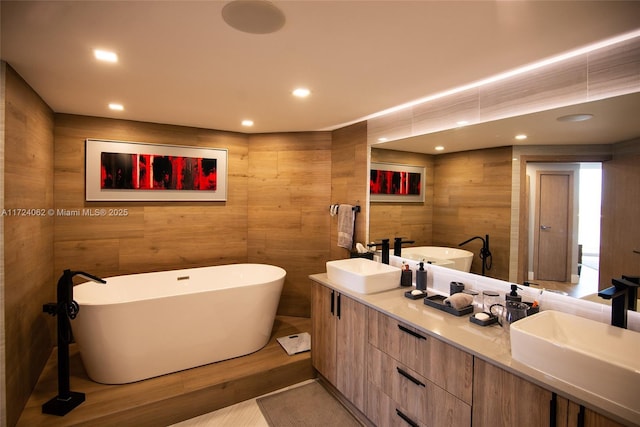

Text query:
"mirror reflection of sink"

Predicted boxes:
[[326, 258, 401, 294], [510, 310, 640, 416]]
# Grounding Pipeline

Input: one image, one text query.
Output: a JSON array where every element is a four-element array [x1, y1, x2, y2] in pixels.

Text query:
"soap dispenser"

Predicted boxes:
[[506, 284, 522, 302], [416, 261, 427, 292]]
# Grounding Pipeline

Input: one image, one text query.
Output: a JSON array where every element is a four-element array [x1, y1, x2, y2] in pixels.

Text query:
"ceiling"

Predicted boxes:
[[2, 1, 640, 135], [373, 92, 640, 154]]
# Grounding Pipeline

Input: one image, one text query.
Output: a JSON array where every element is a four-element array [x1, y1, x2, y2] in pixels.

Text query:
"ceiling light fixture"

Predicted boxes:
[[377, 137, 388, 142], [241, 119, 254, 127], [515, 134, 527, 140], [222, 0, 286, 34], [456, 120, 469, 127], [108, 103, 124, 111], [292, 88, 311, 98], [94, 49, 118, 63], [556, 113, 594, 122], [435, 146, 445, 151]]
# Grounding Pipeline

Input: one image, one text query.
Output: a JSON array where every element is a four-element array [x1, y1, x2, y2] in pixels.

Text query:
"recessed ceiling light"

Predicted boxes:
[[377, 137, 388, 142], [292, 88, 311, 98], [556, 113, 594, 122], [108, 103, 124, 111], [435, 146, 445, 151], [456, 120, 469, 127], [94, 49, 118, 63], [515, 134, 527, 140], [241, 119, 254, 127]]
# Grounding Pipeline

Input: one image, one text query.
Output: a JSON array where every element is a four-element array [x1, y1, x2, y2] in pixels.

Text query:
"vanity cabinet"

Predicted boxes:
[[555, 396, 626, 427], [310, 282, 366, 412], [473, 358, 554, 427], [366, 308, 472, 426], [473, 358, 627, 427]]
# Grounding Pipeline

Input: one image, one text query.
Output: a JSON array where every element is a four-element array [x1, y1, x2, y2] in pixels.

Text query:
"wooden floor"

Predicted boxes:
[[17, 316, 314, 427]]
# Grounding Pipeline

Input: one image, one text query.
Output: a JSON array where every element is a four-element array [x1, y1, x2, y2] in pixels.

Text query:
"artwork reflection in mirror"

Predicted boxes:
[[370, 162, 425, 203]]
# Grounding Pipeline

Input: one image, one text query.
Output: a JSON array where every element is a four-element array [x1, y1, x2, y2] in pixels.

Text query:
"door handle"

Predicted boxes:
[[540, 225, 552, 230]]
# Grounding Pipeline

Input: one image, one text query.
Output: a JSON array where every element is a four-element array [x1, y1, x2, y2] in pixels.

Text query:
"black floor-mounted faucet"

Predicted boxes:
[[42, 269, 106, 416], [458, 234, 492, 276], [393, 237, 415, 257], [598, 275, 639, 329]]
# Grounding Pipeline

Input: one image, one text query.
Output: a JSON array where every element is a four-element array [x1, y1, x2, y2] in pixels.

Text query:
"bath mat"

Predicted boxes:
[[276, 332, 311, 356], [257, 381, 362, 427]]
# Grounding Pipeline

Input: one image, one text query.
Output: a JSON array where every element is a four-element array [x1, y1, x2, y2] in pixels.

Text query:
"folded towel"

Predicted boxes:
[[337, 204, 355, 249], [443, 293, 474, 310]]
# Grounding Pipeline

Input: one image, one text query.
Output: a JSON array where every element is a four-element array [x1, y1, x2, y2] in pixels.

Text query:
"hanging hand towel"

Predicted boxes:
[[337, 204, 355, 249]]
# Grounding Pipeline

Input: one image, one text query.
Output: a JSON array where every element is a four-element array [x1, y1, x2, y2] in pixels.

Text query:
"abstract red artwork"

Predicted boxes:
[[100, 152, 217, 191]]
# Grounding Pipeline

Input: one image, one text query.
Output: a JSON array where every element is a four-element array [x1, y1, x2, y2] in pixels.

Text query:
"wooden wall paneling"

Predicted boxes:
[[433, 147, 512, 279], [248, 132, 332, 317], [370, 148, 434, 245], [3, 64, 55, 427], [599, 139, 640, 288], [53, 114, 250, 280], [331, 122, 368, 260]]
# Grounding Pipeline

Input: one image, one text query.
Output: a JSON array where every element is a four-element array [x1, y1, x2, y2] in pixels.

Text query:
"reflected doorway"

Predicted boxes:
[[526, 162, 601, 298]]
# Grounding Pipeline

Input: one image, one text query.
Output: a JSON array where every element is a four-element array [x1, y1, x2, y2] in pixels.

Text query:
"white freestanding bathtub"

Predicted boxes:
[[72, 264, 285, 384], [400, 246, 474, 272]]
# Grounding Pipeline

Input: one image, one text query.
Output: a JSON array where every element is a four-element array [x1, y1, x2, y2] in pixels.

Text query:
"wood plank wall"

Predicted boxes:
[[330, 122, 368, 260], [3, 64, 55, 427], [248, 132, 332, 318], [433, 147, 513, 279], [600, 139, 640, 288], [53, 114, 250, 277], [369, 148, 434, 245]]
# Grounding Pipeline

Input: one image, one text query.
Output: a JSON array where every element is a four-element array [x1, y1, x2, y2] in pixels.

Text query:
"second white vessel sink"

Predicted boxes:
[[326, 258, 401, 294], [510, 310, 640, 417]]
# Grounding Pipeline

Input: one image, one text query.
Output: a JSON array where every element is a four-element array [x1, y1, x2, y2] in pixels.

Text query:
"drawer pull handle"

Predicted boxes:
[[396, 409, 419, 427], [398, 324, 427, 340], [397, 367, 425, 387]]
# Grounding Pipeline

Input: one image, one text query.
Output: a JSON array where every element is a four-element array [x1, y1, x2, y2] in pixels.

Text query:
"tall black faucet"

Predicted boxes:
[[393, 237, 415, 257], [368, 239, 390, 264], [42, 269, 106, 416], [598, 275, 639, 328], [458, 234, 492, 276]]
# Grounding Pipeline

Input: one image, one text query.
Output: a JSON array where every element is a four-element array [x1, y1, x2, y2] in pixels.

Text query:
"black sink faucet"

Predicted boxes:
[[393, 237, 415, 257], [368, 239, 390, 264], [598, 275, 639, 329]]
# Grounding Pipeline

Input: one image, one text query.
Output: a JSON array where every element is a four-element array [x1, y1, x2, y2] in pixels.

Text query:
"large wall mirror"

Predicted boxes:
[[369, 91, 640, 301]]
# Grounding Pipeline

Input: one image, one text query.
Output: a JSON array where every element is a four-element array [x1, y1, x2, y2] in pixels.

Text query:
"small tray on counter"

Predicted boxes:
[[423, 295, 473, 316], [469, 313, 499, 326], [404, 290, 427, 300]]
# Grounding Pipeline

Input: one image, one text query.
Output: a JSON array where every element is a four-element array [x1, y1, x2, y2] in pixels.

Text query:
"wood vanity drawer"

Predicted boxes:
[[366, 382, 428, 427], [367, 308, 473, 403], [368, 345, 471, 427]]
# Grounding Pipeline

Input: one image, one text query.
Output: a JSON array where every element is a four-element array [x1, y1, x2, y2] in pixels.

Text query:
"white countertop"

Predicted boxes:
[[310, 273, 640, 427]]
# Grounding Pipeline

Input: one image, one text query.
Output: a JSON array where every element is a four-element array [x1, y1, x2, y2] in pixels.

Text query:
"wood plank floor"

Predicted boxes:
[[17, 316, 314, 427]]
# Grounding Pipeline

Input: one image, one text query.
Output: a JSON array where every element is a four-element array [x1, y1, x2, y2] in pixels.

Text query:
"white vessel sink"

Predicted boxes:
[[510, 310, 640, 416], [326, 258, 401, 294]]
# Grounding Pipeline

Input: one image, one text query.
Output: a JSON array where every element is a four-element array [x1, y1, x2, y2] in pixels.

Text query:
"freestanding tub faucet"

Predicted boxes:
[[42, 269, 106, 416], [458, 234, 492, 276]]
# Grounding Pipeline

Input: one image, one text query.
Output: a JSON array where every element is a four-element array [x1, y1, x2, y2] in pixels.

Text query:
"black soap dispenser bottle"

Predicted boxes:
[[416, 261, 427, 292], [506, 284, 522, 302]]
